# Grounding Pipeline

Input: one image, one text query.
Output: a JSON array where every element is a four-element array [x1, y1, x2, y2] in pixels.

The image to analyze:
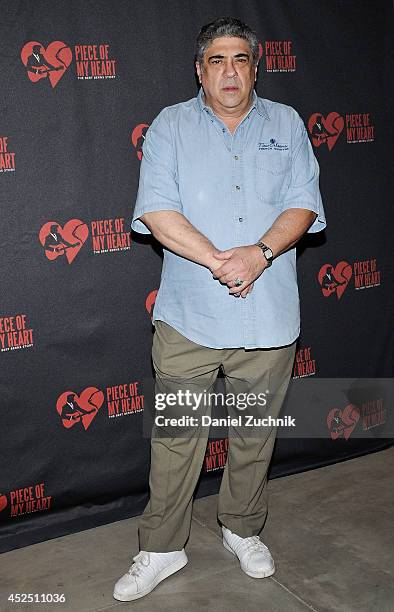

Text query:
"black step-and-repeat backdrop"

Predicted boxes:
[[1, 0, 392, 552]]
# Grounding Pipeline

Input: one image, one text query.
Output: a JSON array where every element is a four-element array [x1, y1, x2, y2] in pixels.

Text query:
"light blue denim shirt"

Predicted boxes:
[[132, 89, 326, 349]]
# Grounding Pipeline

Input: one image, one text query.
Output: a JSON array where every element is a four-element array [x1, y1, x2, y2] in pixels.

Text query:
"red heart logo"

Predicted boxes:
[[39, 219, 89, 264], [131, 124, 149, 161], [327, 404, 360, 440], [318, 261, 352, 299], [21, 41, 72, 88], [308, 112, 344, 151], [56, 387, 104, 430], [0, 494, 8, 512], [145, 289, 158, 318]]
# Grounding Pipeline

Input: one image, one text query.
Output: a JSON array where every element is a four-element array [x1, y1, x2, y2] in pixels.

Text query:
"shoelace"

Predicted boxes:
[[243, 535, 269, 553], [127, 551, 151, 576]]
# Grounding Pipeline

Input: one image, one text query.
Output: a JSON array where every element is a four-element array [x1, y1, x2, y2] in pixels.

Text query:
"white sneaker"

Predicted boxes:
[[113, 549, 188, 601], [222, 526, 275, 578]]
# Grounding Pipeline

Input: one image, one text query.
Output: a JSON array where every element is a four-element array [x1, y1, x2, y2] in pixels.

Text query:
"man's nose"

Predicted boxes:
[[224, 59, 237, 78]]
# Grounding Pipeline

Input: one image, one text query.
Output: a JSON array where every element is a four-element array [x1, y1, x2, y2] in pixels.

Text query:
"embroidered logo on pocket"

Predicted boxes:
[[258, 138, 289, 151]]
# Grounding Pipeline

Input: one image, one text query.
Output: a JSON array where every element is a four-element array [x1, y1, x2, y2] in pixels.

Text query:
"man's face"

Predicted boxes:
[[196, 37, 257, 112]]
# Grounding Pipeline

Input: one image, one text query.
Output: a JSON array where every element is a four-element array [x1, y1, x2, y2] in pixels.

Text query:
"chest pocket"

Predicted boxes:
[[254, 154, 291, 205]]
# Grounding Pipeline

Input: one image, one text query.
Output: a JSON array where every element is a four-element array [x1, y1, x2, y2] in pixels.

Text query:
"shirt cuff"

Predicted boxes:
[[281, 202, 326, 234], [131, 205, 183, 235]]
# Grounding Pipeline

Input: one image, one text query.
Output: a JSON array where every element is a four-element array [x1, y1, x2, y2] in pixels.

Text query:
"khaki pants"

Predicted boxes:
[[139, 320, 296, 552]]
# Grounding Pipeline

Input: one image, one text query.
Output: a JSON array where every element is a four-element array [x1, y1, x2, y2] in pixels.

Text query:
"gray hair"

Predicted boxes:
[[195, 17, 259, 66]]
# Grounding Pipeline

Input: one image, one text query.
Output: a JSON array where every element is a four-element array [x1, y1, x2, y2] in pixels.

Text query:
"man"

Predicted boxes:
[[58, 392, 98, 426], [114, 17, 326, 602], [43, 224, 79, 256], [25, 44, 63, 76]]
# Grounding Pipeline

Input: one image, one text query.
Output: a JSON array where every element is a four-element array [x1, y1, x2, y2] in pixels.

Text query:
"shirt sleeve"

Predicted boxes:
[[131, 109, 182, 235], [282, 112, 326, 233]]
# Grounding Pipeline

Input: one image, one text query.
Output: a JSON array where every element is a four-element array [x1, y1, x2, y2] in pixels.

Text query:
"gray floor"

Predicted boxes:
[[1, 447, 393, 612]]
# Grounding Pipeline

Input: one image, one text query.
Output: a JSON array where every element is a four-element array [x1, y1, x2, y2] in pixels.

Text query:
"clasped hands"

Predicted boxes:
[[209, 245, 269, 298]]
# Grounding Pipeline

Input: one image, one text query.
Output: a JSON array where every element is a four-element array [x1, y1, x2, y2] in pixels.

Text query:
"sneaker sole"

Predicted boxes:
[[113, 552, 188, 601], [222, 538, 275, 579]]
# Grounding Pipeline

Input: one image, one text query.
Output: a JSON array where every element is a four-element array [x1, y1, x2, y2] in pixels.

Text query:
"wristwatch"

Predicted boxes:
[[255, 241, 274, 267]]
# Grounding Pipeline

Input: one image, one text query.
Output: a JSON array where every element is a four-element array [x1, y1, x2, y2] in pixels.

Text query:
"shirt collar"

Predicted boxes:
[[195, 88, 270, 120]]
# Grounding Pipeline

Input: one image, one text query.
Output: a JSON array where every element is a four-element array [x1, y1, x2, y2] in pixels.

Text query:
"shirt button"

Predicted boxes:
[[222, 128, 226, 133], [238, 217, 243, 222], [235, 185, 240, 190], [234, 155, 239, 160]]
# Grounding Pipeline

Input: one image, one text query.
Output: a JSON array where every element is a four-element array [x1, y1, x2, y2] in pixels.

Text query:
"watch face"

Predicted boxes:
[[257, 242, 273, 262]]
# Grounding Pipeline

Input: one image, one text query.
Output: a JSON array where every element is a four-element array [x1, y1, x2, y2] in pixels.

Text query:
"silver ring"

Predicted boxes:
[[234, 278, 243, 287]]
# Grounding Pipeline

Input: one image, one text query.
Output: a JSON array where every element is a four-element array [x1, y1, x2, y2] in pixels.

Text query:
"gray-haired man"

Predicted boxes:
[[114, 16, 325, 601]]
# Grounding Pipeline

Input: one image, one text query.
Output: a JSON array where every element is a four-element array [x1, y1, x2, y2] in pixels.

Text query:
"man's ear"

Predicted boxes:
[[254, 63, 258, 82], [195, 61, 202, 84]]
